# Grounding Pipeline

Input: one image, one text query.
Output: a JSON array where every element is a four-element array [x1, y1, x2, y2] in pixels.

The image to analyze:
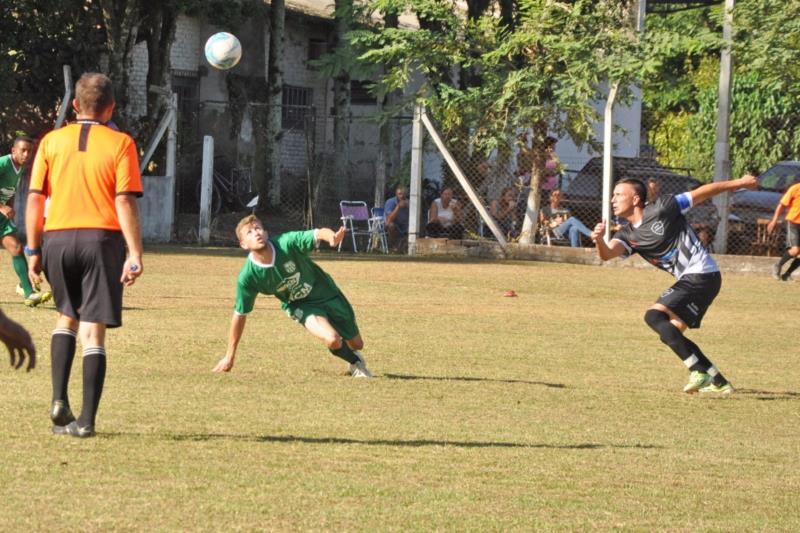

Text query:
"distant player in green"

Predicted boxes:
[[212, 214, 373, 377], [0, 136, 51, 306]]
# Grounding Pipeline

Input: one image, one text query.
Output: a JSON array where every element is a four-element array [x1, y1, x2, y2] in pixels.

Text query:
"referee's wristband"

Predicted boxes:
[[23, 246, 42, 257]]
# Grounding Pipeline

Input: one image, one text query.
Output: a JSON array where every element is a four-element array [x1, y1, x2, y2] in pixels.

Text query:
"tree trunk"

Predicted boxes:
[[332, 0, 353, 201], [100, 0, 140, 132], [519, 127, 549, 244], [142, 4, 177, 153], [260, 0, 285, 211]]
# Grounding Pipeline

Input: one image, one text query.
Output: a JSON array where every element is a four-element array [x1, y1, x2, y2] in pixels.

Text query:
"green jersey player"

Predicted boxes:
[[0, 137, 51, 306], [212, 214, 373, 377]]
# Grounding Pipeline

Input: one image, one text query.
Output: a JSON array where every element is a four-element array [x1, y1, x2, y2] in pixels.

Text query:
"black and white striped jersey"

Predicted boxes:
[[611, 193, 719, 280]]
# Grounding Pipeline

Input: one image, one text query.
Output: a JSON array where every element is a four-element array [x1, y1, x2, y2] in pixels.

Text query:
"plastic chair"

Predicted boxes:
[[370, 207, 389, 253]]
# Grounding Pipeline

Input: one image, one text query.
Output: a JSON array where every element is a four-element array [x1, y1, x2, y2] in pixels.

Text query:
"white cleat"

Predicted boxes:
[[349, 351, 373, 378]]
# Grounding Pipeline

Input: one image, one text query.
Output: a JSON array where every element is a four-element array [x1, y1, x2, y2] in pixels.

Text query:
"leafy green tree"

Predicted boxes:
[[356, 0, 661, 242]]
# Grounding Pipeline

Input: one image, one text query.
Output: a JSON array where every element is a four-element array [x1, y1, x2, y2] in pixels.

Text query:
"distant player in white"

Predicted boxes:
[[591, 175, 758, 394]]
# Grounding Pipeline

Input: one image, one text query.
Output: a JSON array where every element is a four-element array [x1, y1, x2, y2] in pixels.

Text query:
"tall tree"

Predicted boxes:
[[332, 0, 355, 201], [356, 0, 660, 242], [259, 0, 285, 210]]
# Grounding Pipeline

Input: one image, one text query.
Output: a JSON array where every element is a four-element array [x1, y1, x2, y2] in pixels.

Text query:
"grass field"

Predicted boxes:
[[1, 248, 799, 531]]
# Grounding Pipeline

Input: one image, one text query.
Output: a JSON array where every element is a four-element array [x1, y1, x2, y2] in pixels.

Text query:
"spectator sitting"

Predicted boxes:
[[491, 186, 519, 238], [539, 188, 592, 247], [426, 187, 464, 239], [384, 186, 409, 250]]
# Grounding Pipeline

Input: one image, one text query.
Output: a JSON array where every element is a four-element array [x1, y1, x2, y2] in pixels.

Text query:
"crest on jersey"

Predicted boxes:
[[283, 260, 296, 273], [651, 221, 665, 236]]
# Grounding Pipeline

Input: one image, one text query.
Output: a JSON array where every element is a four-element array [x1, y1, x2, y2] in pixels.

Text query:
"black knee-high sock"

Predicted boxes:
[[776, 251, 793, 270], [78, 347, 106, 428], [329, 341, 359, 364], [681, 337, 728, 386], [51, 329, 77, 405], [644, 310, 716, 373], [782, 258, 800, 279]]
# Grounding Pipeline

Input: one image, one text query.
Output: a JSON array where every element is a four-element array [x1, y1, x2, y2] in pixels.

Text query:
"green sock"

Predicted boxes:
[[12, 255, 33, 297]]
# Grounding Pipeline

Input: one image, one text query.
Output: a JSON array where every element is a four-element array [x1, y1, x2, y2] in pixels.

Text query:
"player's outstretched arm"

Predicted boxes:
[[116, 195, 144, 287], [591, 220, 626, 261], [0, 310, 36, 372], [690, 174, 758, 206], [213, 313, 248, 373], [316, 227, 347, 248]]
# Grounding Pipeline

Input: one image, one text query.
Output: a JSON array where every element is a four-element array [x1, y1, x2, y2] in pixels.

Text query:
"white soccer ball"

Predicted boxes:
[[204, 32, 242, 70]]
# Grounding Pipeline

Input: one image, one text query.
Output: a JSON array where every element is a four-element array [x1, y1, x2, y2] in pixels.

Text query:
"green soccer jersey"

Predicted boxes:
[[234, 230, 343, 314], [0, 154, 25, 205]]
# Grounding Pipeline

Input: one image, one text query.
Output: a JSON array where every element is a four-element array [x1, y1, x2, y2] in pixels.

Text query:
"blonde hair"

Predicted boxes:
[[75, 73, 115, 114], [235, 214, 262, 240]]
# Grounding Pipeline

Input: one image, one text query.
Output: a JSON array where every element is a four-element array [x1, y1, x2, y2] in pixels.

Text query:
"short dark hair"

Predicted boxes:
[[13, 136, 34, 147], [618, 178, 647, 208], [75, 73, 115, 114]]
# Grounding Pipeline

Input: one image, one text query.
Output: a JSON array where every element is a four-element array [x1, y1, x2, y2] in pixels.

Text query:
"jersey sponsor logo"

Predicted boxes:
[[651, 221, 665, 236], [283, 260, 297, 273], [276, 272, 313, 301]]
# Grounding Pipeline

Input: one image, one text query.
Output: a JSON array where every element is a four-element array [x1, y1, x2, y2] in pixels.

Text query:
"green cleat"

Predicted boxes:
[[699, 382, 735, 395], [683, 371, 711, 394]]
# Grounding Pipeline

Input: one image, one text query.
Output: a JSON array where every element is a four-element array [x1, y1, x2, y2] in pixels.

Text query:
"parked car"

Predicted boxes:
[[725, 161, 800, 254]]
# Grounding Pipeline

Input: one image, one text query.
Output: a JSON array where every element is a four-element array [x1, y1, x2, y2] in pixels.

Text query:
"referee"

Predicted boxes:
[[26, 72, 144, 438]]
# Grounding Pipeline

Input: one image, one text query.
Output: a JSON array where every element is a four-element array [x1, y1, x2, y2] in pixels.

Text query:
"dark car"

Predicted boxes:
[[562, 156, 705, 227], [726, 161, 800, 253]]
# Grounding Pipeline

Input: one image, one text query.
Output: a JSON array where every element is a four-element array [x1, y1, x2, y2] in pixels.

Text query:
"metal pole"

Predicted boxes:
[[420, 111, 508, 248], [602, 82, 619, 242], [165, 92, 178, 241], [712, 0, 735, 254], [55, 65, 73, 129], [199, 136, 214, 244], [407, 104, 424, 255]]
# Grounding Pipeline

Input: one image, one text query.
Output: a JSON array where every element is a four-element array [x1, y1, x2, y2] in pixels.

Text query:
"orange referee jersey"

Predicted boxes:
[[780, 182, 800, 224], [29, 120, 143, 231]]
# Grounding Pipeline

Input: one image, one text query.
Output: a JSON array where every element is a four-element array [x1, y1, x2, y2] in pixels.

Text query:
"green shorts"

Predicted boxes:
[[284, 293, 360, 340], [0, 214, 16, 238]]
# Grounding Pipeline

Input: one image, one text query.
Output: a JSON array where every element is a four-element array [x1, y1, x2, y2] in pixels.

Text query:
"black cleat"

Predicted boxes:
[[52, 421, 95, 438], [50, 400, 76, 426]]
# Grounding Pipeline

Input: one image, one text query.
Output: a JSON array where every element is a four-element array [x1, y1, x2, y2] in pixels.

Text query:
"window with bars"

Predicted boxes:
[[282, 85, 313, 130]]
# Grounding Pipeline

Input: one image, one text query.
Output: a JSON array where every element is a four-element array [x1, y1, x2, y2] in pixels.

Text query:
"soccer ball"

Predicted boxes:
[[204, 32, 242, 70]]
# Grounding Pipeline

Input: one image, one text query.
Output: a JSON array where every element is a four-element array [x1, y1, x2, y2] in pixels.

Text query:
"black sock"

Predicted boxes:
[[777, 251, 793, 270], [51, 329, 77, 405], [78, 347, 107, 428], [644, 310, 714, 372], [329, 341, 359, 364], [782, 258, 800, 279]]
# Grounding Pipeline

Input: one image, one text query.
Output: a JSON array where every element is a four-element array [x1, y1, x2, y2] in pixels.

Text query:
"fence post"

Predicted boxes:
[[166, 92, 178, 241], [712, 0, 735, 254], [408, 103, 424, 255], [199, 136, 214, 244]]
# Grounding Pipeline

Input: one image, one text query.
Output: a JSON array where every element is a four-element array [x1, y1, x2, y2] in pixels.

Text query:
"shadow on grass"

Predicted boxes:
[[383, 373, 566, 388], [162, 432, 660, 450], [736, 388, 800, 401]]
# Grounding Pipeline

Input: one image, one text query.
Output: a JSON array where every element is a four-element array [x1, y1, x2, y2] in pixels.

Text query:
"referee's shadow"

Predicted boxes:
[[382, 373, 566, 389], [735, 389, 800, 401]]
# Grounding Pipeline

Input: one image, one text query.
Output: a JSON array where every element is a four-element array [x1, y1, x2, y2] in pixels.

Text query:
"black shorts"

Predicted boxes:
[[656, 272, 721, 329], [787, 221, 800, 248], [43, 229, 126, 328]]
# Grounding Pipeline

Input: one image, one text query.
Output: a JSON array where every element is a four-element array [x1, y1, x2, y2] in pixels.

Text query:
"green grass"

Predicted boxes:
[[1, 248, 799, 531]]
